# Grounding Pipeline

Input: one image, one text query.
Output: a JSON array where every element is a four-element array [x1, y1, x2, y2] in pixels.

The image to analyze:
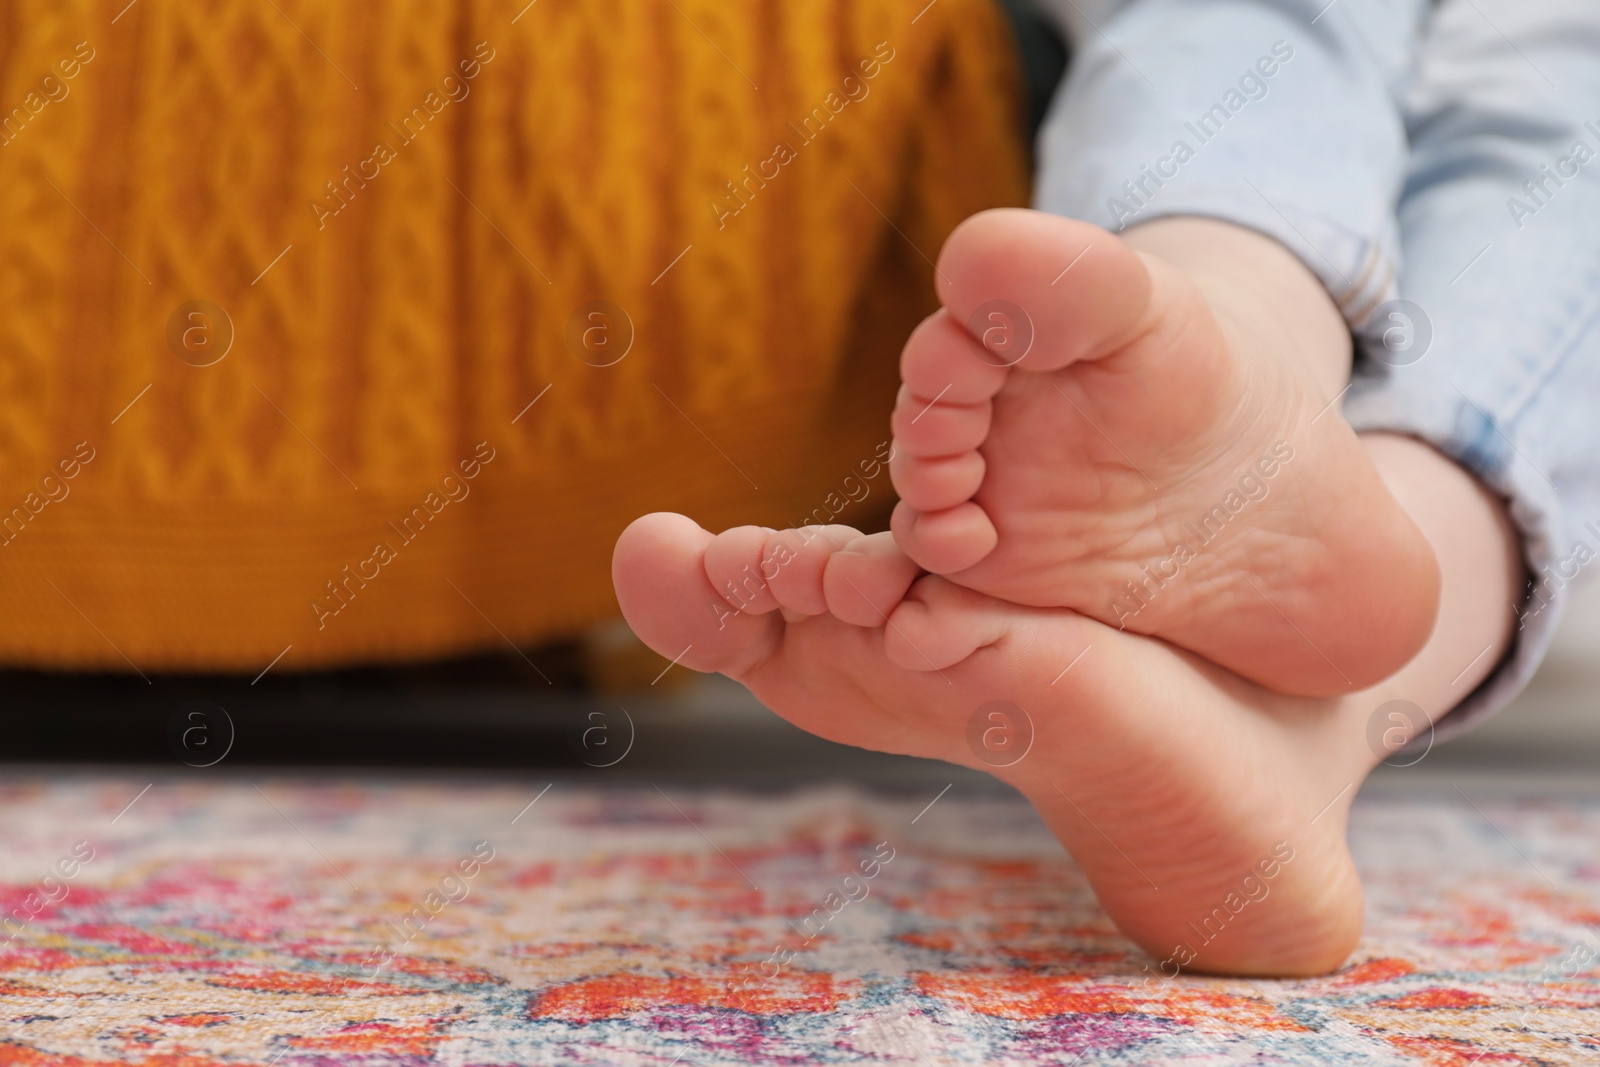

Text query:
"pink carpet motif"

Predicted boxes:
[[1, 776, 1596, 1065]]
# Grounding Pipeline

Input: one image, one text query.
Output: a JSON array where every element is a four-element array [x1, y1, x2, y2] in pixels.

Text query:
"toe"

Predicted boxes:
[[891, 499, 998, 575], [900, 310, 1011, 404], [822, 532, 922, 627], [760, 524, 862, 616], [890, 449, 986, 512], [612, 513, 782, 677], [890, 385, 992, 457], [882, 575, 1018, 671], [936, 208, 1154, 373], [703, 525, 782, 615]]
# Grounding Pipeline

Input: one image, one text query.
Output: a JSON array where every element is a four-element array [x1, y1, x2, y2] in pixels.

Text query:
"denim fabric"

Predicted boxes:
[[1031, 0, 1600, 734]]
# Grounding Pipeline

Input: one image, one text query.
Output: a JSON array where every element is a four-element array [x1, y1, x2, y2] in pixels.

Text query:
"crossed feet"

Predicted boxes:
[[613, 211, 1504, 976]]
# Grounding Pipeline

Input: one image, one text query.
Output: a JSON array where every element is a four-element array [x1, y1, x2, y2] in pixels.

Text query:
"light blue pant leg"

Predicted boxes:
[[1032, 0, 1599, 730], [1034, 0, 1431, 321], [1344, 0, 1600, 735]]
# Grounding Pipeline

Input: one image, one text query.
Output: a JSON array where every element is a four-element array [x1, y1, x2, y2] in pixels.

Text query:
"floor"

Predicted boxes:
[[2, 759, 1597, 1066]]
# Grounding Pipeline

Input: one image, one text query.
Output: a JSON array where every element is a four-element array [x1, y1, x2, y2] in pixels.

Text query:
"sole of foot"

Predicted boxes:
[[888, 208, 1440, 697], [614, 512, 1367, 976]]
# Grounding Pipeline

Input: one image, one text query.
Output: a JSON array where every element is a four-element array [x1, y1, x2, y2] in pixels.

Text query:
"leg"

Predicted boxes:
[[1033, 0, 1431, 317], [1344, 0, 1600, 737]]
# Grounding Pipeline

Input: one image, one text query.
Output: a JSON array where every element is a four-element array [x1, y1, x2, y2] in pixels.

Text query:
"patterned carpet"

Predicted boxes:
[[2, 775, 1597, 1065]]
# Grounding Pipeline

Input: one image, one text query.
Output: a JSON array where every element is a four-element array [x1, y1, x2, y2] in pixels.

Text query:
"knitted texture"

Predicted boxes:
[[0, 0, 1028, 670]]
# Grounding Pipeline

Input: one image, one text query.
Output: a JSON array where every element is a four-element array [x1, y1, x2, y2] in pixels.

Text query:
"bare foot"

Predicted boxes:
[[614, 515, 1365, 976], [611, 429, 1522, 978], [889, 210, 1440, 696]]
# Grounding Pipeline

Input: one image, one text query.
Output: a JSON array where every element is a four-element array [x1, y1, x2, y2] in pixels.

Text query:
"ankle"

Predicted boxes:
[[1334, 433, 1524, 761]]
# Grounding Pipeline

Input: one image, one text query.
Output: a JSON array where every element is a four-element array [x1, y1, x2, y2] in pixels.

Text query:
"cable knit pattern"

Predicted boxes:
[[0, 0, 1027, 670]]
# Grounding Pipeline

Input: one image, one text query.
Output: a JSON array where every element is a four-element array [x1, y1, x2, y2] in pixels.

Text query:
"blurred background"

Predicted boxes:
[[0, 0, 1029, 778], [1, 0, 1592, 785]]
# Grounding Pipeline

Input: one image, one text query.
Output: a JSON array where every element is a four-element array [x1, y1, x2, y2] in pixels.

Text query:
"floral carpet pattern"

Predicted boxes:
[[1, 776, 1597, 1065]]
